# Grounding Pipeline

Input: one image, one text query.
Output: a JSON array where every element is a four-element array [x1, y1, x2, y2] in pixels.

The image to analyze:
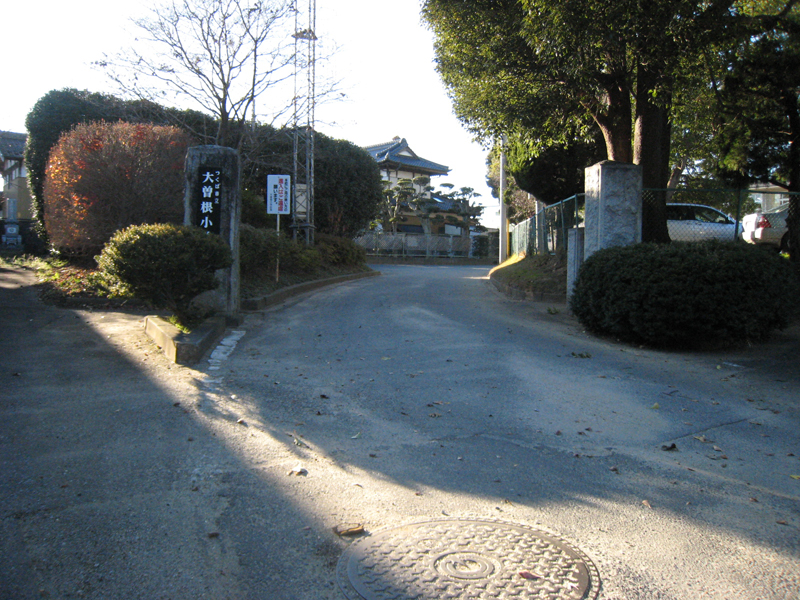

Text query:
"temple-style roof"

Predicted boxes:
[[0, 131, 27, 161], [365, 137, 449, 176]]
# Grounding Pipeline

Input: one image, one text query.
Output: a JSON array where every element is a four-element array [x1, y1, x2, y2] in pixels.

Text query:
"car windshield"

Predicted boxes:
[[693, 207, 730, 224], [765, 204, 789, 214]]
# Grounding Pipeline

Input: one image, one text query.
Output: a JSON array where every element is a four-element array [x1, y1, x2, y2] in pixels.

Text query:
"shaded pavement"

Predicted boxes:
[[1, 263, 799, 599]]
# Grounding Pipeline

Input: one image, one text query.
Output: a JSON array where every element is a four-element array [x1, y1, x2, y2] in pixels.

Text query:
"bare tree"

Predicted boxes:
[[98, 0, 295, 148]]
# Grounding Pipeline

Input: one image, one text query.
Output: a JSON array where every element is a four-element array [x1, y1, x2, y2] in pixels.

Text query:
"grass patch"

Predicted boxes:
[[10, 253, 370, 308], [490, 253, 567, 296]]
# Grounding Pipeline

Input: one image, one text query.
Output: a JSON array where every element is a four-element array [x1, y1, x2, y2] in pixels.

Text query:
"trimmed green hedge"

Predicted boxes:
[[570, 241, 800, 347], [239, 226, 365, 278], [95, 224, 231, 323]]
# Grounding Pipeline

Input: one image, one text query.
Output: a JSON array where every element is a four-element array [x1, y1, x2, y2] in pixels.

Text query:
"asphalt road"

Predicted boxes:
[[1, 263, 799, 599]]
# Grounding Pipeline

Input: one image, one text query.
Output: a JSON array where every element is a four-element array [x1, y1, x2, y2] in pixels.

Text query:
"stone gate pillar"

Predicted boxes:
[[567, 161, 642, 299], [184, 145, 241, 323], [583, 161, 642, 260]]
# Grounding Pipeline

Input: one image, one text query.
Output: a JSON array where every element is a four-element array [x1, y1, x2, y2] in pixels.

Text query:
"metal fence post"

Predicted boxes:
[[734, 188, 743, 242]]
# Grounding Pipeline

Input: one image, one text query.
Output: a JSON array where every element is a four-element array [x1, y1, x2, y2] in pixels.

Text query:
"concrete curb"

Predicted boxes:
[[144, 315, 227, 365], [144, 270, 380, 364], [241, 270, 380, 311], [488, 272, 568, 305]]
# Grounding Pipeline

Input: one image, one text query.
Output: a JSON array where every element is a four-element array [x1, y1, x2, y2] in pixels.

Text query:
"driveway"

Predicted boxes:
[[1, 263, 798, 599]]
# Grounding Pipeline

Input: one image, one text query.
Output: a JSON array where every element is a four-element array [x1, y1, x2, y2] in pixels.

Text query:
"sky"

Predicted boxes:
[[2, 0, 500, 227]]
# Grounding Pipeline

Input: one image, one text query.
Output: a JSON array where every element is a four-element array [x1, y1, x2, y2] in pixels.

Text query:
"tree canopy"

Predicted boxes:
[[422, 0, 800, 242], [97, 0, 295, 148]]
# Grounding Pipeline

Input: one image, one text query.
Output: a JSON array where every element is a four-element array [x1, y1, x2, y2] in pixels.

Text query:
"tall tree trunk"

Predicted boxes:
[[635, 65, 672, 243], [591, 83, 633, 163]]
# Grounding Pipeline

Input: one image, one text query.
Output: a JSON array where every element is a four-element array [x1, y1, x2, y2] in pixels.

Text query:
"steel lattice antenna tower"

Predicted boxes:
[[291, 0, 316, 244]]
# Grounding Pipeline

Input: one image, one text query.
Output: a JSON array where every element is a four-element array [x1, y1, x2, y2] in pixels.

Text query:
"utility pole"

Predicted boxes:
[[499, 134, 508, 263]]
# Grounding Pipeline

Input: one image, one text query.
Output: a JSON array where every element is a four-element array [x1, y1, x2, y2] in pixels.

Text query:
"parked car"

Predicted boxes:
[[740, 204, 789, 251], [666, 203, 740, 242]]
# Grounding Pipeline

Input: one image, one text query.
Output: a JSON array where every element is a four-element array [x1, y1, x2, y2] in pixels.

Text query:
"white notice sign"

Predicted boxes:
[[266, 175, 291, 215]]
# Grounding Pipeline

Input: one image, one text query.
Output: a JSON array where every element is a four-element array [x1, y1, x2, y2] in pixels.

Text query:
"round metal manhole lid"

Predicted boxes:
[[336, 518, 600, 600]]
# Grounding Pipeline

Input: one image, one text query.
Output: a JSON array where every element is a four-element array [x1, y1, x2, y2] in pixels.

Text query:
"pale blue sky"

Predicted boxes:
[[4, 0, 499, 226]]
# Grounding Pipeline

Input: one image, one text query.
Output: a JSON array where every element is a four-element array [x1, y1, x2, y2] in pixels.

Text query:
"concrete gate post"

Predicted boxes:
[[184, 145, 241, 324], [567, 161, 642, 300], [583, 161, 642, 260]]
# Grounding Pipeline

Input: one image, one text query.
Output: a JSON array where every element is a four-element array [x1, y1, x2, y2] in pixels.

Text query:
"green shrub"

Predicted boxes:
[[570, 241, 800, 347], [239, 225, 322, 276], [95, 224, 231, 323], [315, 232, 366, 266], [239, 224, 280, 276]]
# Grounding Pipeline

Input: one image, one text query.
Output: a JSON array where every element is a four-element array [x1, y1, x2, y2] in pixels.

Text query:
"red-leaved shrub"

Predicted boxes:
[[43, 121, 192, 255]]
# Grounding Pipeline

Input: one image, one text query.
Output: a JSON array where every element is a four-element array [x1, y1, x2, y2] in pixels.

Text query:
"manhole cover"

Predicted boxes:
[[336, 518, 600, 600]]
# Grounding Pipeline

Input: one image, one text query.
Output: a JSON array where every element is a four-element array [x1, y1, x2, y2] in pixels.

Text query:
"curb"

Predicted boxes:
[[144, 270, 380, 365], [144, 315, 227, 365], [488, 272, 568, 305], [241, 270, 380, 311]]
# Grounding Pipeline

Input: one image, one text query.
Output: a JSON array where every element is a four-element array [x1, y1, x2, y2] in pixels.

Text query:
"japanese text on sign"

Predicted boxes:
[[266, 175, 291, 215], [197, 169, 221, 234]]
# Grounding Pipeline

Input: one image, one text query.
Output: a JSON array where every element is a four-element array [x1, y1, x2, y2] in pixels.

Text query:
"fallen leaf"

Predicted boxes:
[[351, 431, 361, 439], [651, 403, 660, 410], [790, 475, 800, 480], [236, 418, 246, 425], [333, 523, 364, 537], [642, 500, 653, 509], [610, 466, 619, 473], [776, 520, 788, 526], [519, 571, 540, 580], [287, 465, 308, 476], [293, 437, 309, 448], [693, 435, 711, 443], [713, 446, 723, 452]]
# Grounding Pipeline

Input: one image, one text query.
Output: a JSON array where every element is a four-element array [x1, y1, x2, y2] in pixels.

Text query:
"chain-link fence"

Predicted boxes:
[[643, 188, 799, 250], [510, 188, 798, 260], [642, 188, 747, 243], [354, 231, 477, 258], [510, 194, 584, 256]]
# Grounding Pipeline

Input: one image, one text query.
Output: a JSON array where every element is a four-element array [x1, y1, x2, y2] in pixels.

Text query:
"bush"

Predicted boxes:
[[26, 88, 214, 248], [95, 224, 231, 323], [43, 121, 193, 256], [239, 228, 366, 285], [239, 225, 321, 276], [570, 241, 800, 347], [315, 233, 366, 266]]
